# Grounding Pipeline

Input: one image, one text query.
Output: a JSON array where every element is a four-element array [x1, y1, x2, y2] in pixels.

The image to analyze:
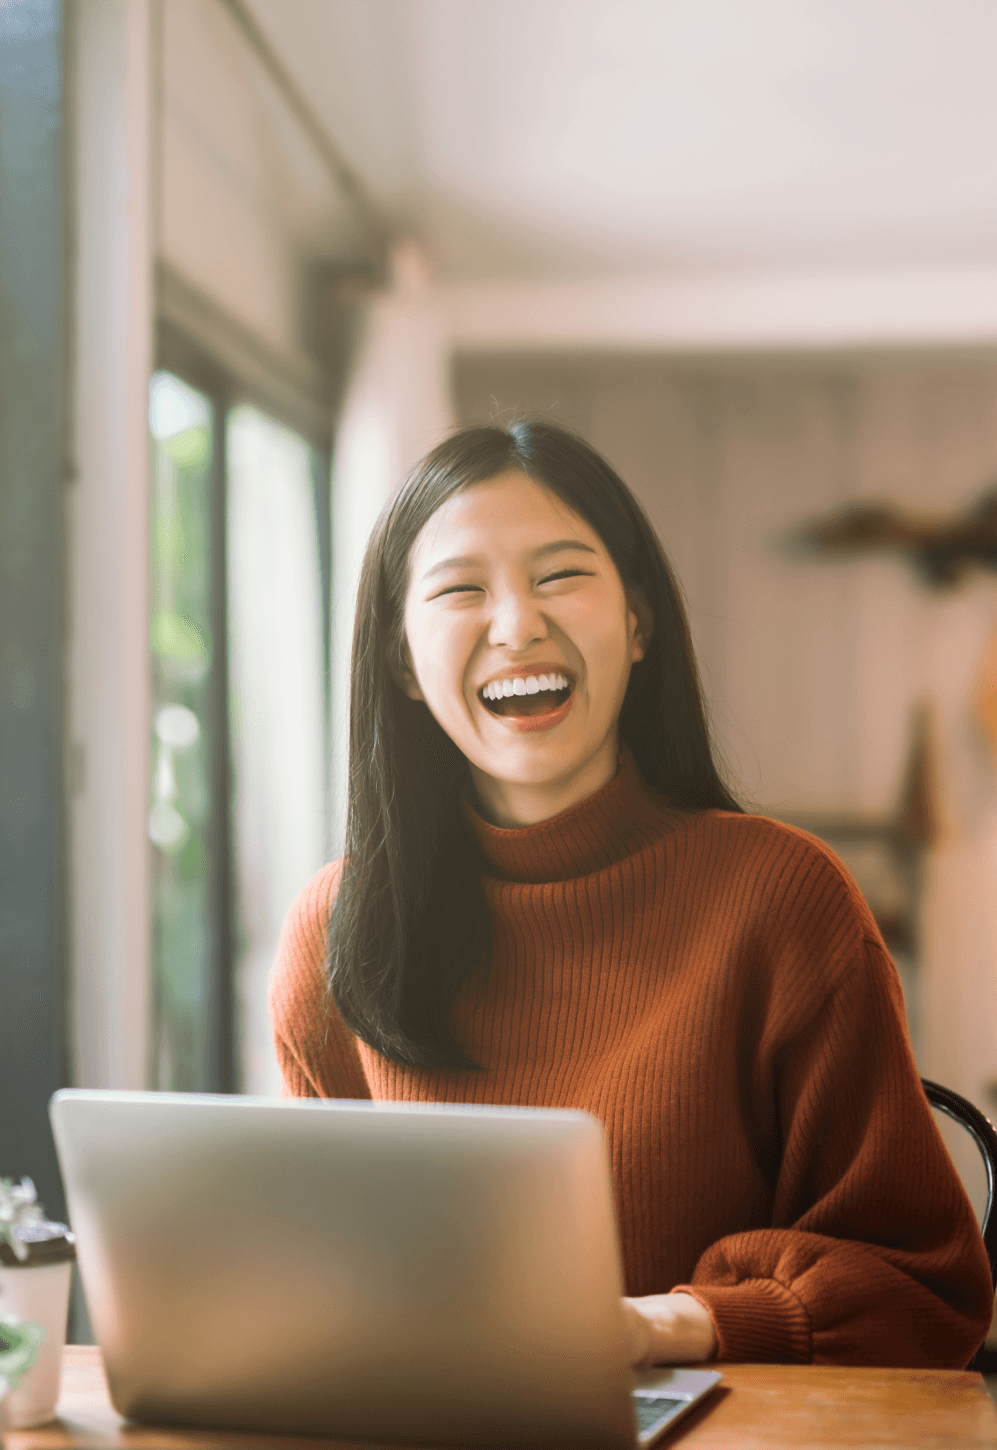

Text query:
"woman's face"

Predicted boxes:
[[402, 470, 648, 828]]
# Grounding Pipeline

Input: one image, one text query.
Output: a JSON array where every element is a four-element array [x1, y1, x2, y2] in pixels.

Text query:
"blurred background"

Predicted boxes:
[[3, 0, 997, 1335]]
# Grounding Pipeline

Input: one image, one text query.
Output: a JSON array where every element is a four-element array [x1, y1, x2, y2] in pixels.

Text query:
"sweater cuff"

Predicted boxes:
[[672, 1278, 813, 1363]]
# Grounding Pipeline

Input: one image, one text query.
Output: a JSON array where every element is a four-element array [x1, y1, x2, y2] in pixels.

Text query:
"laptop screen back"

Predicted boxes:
[[51, 1091, 637, 1447]]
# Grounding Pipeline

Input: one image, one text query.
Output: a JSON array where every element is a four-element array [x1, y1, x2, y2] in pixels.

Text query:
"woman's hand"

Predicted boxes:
[[621, 1292, 719, 1366]]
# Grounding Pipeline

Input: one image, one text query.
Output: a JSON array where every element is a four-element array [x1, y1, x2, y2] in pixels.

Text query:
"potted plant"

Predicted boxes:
[[0, 1177, 76, 1428], [0, 1317, 45, 1433]]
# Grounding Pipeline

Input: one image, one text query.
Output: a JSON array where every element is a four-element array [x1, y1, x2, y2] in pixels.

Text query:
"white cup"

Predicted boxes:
[[0, 1259, 73, 1428]]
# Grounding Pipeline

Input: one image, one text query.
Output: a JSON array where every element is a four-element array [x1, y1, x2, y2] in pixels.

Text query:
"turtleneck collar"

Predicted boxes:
[[464, 751, 685, 884]]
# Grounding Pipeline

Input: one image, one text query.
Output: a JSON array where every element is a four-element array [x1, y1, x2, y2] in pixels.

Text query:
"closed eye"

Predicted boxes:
[[431, 569, 591, 598]]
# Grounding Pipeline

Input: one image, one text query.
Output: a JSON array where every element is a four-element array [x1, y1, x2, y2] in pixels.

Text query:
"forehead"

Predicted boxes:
[[410, 469, 603, 568]]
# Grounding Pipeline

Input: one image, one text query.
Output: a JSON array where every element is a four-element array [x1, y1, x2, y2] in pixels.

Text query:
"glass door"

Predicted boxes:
[[227, 404, 327, 1096], [147, 371, 329, 1095], [147, 371, 222, 1091]]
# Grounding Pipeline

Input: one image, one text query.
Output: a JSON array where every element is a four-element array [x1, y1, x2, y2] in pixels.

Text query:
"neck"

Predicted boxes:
[[468, 731, 620, 828]]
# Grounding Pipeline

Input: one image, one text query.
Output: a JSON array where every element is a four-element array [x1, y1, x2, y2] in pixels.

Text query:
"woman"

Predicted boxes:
[[269, 420, 992, 1369]]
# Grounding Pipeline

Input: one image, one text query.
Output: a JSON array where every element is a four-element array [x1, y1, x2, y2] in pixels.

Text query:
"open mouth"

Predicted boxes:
[[479, 672, 574, 718]]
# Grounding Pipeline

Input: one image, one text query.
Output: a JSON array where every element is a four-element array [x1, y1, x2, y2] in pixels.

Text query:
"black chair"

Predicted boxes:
[[922, 1078, 997, 1290]]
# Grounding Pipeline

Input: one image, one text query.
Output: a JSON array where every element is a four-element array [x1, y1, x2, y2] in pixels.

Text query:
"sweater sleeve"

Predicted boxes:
[[675, 932, 993, 1367], [267, 861, 371, 1101]]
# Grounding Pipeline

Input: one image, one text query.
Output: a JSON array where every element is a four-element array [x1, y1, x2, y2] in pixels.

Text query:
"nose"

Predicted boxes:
[[487, 584, 548, 651]]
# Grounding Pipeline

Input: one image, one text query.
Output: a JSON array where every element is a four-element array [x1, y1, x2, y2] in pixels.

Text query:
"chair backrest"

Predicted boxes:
[[922, 1077, 997, 1291]]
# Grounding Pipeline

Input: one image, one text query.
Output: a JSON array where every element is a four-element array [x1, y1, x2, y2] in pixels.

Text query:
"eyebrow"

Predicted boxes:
[[421, 538, 598, 581]]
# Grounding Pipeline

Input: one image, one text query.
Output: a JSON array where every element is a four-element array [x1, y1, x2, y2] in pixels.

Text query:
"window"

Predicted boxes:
[[147, 371, 329, 1094], [227, 406, 327, 1095]]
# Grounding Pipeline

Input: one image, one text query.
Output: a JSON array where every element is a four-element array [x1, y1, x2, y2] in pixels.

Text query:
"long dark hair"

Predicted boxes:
[[328, 420, 741, 1068]]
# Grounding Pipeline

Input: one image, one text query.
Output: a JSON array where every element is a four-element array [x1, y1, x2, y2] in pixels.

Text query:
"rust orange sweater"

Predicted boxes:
[[268, 755, 992, 1367]]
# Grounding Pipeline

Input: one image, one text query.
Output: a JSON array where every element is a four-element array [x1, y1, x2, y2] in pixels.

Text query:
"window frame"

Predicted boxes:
[[152, 292, 334, 1094]]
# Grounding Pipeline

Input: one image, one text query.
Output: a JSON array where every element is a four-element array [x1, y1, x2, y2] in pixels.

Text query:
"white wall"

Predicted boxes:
[[69, 0, 154, 1089], [329, 243, 454, 853]]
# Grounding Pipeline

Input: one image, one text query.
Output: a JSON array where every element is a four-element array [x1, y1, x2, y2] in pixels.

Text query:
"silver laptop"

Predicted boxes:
[[51, 1090, 720, 1447]]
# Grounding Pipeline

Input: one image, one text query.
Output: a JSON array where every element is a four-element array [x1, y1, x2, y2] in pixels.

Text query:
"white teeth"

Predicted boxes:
[[481, 672, 571, 701]]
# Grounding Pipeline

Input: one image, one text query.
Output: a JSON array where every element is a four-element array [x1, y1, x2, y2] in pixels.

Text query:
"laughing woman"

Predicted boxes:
[[269, 421, 992, 1369]]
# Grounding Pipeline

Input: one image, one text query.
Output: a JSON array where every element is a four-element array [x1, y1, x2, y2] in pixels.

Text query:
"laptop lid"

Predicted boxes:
[[51, 1090, 640, 1446]]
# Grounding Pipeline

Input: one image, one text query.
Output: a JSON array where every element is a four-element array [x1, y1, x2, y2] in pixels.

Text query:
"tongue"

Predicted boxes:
[[490, 689, 568, 717]]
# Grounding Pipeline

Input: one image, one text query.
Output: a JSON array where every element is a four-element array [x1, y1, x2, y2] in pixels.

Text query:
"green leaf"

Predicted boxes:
[[162, 427, 211, 470], [150, 611, 211, 667]]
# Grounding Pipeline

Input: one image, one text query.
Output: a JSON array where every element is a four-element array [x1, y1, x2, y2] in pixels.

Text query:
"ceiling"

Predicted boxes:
[[243, 0, 997, 282]]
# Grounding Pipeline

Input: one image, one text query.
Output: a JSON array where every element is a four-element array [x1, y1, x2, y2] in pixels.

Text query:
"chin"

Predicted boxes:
[[491, 746, 596, 786]]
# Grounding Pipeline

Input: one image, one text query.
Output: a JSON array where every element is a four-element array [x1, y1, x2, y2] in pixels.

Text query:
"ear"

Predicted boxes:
[[627, 587, 653, 664], [394, 640, 425, 702]]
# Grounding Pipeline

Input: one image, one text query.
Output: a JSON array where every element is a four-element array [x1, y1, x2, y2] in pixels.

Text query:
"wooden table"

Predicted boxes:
[[5, 1346, 997, 1449]]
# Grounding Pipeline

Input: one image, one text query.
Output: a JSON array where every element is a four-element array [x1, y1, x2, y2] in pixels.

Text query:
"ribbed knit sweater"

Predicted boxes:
[[268, 755, 993, 1368]]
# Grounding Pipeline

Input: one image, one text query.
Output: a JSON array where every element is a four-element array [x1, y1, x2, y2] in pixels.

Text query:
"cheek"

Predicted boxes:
[[405, 608, 476, 708], [402, 606, 438, 700], [571, 599, 634, 688]]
